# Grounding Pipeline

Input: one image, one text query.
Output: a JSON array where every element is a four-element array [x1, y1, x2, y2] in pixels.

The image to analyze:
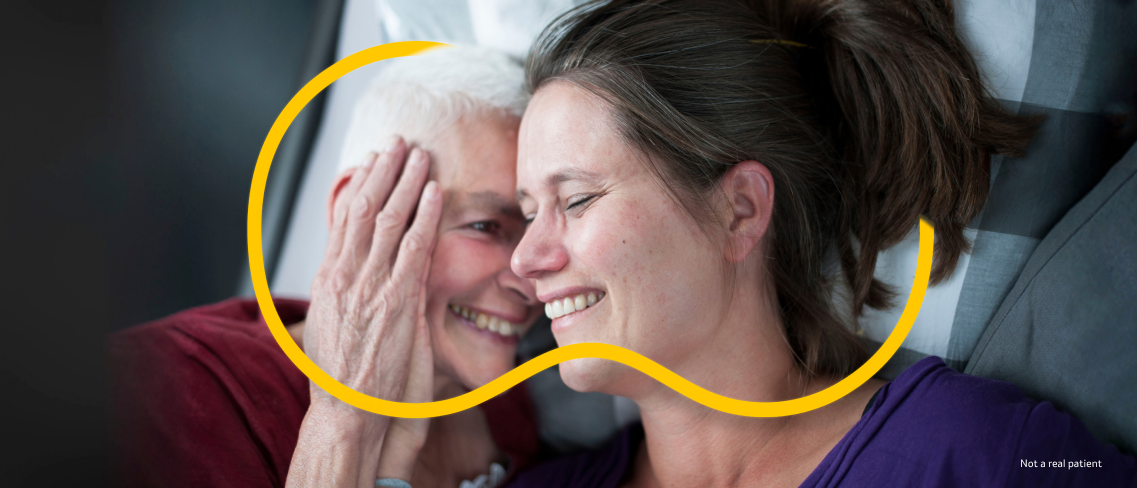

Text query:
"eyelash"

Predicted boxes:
[[566, 194, 597, 211], [523, 194, 598, 226], [469, 221, 501, 234]]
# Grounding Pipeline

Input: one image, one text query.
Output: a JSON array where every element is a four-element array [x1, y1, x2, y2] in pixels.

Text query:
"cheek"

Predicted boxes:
[[426, 236, 509, 296], [573, 198, 722, 344]]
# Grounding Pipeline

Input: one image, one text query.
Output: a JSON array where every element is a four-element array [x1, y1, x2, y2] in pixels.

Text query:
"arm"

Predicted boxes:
[[288, 404, 389, 488]]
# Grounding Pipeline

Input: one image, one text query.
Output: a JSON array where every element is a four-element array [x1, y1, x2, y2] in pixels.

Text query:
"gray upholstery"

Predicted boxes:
[[966, 143, 1137, 454]]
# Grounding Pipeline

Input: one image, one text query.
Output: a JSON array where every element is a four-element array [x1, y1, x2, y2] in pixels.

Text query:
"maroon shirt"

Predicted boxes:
[[110, 298, 540, 488]]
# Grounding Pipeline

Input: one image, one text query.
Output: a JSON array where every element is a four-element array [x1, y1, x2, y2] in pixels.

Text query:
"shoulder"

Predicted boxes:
[[877, 356, 1038, 426], [109, 297, 311, 488], [111, 297, 309, 385], [810, 357, 1137, 487], [507, 423, 643, 488], [111, 297, 308, 353], [865, 356, 1051, 458], [109, 296, 311, 414]]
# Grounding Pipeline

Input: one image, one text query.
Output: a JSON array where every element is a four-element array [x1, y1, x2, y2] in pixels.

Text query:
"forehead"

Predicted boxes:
[[517, 82, 645, 190], [426, 110, 521, 203]]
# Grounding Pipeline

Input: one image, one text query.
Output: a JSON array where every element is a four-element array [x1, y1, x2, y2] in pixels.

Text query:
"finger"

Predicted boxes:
[[324, 157, 374, 263], [341, 137, 407, 268], [404, 257, 434, 404], [367, 148, 432, 270], [387, 181, 442, 297], [402, 320, 433, 403]]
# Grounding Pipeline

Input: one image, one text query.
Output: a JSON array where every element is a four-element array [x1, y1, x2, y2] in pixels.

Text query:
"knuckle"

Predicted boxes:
[[402, 233, 426, 253], [365, 292, 393, 320], [375, 211, 403, 232], [350, 195, 372, 219], [328, 269, 352, 294]]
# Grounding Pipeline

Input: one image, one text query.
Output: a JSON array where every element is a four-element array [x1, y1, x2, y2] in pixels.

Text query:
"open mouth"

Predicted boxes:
[[544, 291, 605, 320], [448, 304, 525, 338]]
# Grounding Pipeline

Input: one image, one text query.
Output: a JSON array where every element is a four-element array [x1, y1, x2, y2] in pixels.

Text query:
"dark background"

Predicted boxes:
[[1, 0, 319, 484]]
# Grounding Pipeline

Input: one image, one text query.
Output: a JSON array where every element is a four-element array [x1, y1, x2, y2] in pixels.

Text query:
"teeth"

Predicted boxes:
[[551, 300, 563, 317], [563, 298, 576, 314], [448, 304, 524, 337], [545, 291, 605, 319]]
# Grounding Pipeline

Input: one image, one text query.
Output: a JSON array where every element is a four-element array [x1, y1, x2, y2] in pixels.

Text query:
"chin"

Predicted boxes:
[[432, 313, 526, 390], [558, 357, 623, 393], [449, 353, 516, 390]]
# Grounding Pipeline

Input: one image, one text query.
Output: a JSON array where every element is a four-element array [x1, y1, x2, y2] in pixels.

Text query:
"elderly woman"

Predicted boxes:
[[503, 0, 1137, 486], [111, 46, 542, 488]]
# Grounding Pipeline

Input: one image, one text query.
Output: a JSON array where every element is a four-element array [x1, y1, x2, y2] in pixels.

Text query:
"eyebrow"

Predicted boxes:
[[515, 167, 605, 201], [460, 190, 525, 219]]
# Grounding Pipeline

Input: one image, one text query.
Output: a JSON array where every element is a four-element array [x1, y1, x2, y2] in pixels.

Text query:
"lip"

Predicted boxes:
[[548, 296, 603, 335], [542, 287, 606, 334], [452, 303, 530, 325], [447, 305, 529, 344], [537, 286, 606, 305]]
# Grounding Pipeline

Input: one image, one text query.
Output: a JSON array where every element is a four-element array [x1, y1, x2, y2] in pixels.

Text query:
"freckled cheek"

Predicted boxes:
[[571, 214, 634, 278], [570, 203, 667, 305], [572, 201, 705, 344]]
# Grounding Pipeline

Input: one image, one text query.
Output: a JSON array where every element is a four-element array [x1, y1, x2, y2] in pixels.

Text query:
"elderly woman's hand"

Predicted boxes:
[[288, 138, 442, 488]]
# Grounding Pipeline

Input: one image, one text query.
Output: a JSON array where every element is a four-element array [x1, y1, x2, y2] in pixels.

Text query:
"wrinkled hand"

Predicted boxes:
[[303, 138, 441, 424]]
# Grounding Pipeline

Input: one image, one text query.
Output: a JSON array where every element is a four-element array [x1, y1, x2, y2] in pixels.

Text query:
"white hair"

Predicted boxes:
[[336, 45, 528, 174]]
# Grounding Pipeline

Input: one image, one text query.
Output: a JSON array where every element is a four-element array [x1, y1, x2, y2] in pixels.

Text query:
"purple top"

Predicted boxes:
[[508, 357, 1137, 487]]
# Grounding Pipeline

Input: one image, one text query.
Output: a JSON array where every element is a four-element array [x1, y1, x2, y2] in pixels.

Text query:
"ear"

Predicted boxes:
[[326, 169, 358, 230], [720, 160, 775, 264]]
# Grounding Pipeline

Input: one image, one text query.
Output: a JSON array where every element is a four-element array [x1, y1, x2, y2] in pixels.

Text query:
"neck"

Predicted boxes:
[[626, 280, 830, 488]]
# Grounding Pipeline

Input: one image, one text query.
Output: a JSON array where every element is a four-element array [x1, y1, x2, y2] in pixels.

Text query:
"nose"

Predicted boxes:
[[511, 212, 569, 280]]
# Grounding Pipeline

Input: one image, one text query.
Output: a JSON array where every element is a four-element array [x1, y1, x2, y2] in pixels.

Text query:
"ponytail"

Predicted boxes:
[[763, 0, 1042, 312]]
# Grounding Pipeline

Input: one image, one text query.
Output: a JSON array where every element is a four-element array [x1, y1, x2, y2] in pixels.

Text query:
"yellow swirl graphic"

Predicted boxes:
[[248, 42, 933, 418]]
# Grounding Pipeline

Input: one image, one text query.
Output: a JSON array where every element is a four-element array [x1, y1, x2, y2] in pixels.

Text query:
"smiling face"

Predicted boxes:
[[330, 110, 540, 391], [423, 110, 541, 389], [512, 82, 733, 397]]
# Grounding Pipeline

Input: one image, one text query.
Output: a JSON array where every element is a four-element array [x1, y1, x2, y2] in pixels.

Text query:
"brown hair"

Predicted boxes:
[[526, 0, 1040, 378]]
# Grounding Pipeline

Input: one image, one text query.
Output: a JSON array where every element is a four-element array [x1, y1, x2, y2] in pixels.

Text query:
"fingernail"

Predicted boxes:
[[363, 152, 378, 168], [386, 135, 401, 152], [425, 181, 439, 198], [410, 148, 425, 166]]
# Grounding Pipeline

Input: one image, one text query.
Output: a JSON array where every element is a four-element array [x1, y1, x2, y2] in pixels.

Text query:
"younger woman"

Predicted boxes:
[[506, 0, 1137, 486]]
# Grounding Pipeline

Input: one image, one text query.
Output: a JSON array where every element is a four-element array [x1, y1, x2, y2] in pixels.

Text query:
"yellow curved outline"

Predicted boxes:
[[248, 41, 934, 418]]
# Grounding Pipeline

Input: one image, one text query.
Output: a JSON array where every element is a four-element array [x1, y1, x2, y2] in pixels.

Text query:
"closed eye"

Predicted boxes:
[[566, 194, 597, 211]]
